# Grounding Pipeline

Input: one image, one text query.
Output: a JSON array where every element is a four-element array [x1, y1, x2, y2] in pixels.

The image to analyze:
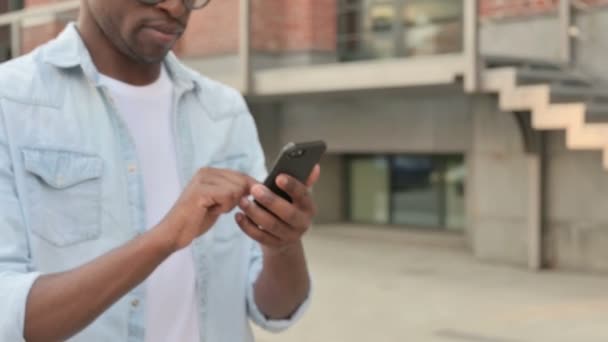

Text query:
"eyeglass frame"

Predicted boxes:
[[137, 0, 211, 11]]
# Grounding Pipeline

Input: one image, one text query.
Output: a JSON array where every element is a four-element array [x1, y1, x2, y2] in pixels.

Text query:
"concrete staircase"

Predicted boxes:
[[481, 56, 608, 168]]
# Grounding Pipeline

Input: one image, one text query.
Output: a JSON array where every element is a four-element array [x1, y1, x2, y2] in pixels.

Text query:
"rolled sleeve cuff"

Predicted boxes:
[[0, 271, 42, 342], [246, 263, 312, 333]]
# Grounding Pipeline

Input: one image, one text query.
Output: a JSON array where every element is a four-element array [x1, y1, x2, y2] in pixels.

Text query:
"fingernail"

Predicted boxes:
[[277, 176, 288, 187], [235, 213, 243, 222], [240, 197, 250, 208]]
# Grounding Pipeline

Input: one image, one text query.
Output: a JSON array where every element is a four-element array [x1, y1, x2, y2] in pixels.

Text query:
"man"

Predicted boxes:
[[0, 0, 319, 341]]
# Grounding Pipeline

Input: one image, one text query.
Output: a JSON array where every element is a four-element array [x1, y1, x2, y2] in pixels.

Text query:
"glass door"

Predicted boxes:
[[348, 156, 390, 224]]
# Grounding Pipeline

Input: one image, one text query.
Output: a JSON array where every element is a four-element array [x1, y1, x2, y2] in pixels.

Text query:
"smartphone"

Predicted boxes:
[[262, 141, 327, 203]]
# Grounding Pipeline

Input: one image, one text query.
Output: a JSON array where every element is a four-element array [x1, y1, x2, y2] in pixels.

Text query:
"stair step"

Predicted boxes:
[[586, 104, 608, 123], [484, 55, 564, 71], [516, 69, 591, 87], [566, 123, 608, 150], [550, 85, 608, 104], [499, 85, 550, 112], [533, 103, 585, 130], [482, 56, 608, 169], [482, 68, 517, 92]]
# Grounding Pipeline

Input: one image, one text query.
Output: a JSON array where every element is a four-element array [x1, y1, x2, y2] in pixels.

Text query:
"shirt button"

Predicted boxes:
[[131, 299, 140, 308], [127, 164, 137, 174]]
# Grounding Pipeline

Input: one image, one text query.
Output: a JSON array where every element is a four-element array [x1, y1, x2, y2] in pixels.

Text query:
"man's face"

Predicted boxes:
[[85, 0, 191, 64]]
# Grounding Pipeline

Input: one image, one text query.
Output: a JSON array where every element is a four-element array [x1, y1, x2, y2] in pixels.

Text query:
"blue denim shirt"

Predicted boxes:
[[0, 23, 310, 342]]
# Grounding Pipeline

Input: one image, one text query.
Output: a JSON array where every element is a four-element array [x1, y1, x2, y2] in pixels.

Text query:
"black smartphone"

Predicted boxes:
[[262, 141, 327, 203]]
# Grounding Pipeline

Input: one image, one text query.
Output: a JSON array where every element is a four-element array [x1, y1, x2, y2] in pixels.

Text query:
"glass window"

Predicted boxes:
[[365, 2, 398, 59], [338, 0, 363, 61], [444, 156, 466, 230], [9, 0, 23, 10], [390, 156, 441, 227], [347, 154, 466, 230], [402, 0, 464, 57], [338, 0, 464, 61]]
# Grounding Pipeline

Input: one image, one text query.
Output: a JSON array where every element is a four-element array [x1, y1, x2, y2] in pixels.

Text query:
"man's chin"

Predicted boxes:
[[132, 49, 171, 64], [138, 53, 169, 64], [126, 40, 173, 64]]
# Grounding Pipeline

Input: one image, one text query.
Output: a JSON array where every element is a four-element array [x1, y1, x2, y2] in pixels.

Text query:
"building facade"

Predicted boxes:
[[6, 0, 608, 273]]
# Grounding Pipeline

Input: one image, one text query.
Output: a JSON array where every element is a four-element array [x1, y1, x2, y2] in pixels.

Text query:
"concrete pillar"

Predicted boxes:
[[527, 153, 542, 270], [469, 96, 543, 268]]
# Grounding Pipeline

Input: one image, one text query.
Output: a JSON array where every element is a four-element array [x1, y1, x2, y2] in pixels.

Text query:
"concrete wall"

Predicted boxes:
[[481, 6, 608, 82], [545, 132, 608, 273], [481, 15, 561, 62], [466, 96, 608, 272], [274, 88, 472, 154], [469, 96, 531, 266], [183, 52, 336, 82], [575, 9, 608, 82], [250, 103, 283, 168], [311, 154, 346, 223]]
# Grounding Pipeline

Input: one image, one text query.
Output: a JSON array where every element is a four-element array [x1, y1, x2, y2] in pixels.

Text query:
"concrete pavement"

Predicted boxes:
[[254, 225, 608, 342]]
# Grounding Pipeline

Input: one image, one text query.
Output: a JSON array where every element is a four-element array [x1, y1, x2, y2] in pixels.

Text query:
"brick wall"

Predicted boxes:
[[481, 0, 608, 19], [175, 0, 239, 56], [176, 0, 337, 57], [481, 0, 558, 18], [21, 0, 337, 58], [16, 0, 608, 58]]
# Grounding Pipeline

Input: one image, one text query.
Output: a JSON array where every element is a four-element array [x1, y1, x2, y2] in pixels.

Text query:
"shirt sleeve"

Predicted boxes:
[[246, 241, 312, 333], [0, 106, 41, 342], [238, 109, 312, 332]]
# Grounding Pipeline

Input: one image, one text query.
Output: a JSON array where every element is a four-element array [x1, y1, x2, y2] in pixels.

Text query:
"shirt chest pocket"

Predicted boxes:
[[21, 147, 104, 247]]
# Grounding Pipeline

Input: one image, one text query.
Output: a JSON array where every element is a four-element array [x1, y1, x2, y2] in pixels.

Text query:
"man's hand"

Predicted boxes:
[[235, 164, 321, 254], [158, 167, 256, 253]]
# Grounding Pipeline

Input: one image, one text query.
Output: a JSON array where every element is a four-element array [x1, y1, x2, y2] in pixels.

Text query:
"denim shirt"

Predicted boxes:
[[0, 23, 309, 342]]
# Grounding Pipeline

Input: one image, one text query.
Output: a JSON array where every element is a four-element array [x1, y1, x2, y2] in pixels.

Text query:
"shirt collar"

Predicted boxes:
[[42, 22, 196, 92]]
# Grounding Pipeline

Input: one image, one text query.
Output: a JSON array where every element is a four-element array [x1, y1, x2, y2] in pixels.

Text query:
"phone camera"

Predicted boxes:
[[288, 149, 306, 158]]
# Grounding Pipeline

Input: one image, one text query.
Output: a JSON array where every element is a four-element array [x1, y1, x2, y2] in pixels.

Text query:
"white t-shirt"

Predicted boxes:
[[99, 67, 201, 342]]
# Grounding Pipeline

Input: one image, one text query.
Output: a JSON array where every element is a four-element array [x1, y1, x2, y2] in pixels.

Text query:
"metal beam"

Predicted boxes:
[[559, 0, 573, 66], [10, 21, 21, 59], [239, 0, 252, 94], [464, 0, 480, 93]]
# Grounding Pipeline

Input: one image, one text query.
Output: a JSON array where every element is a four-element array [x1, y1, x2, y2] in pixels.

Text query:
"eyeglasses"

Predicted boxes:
[[138, 0, 211, 11]]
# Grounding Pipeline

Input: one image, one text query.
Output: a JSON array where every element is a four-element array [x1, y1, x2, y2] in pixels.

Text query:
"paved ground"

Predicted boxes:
[[254, 225, 608, 342]]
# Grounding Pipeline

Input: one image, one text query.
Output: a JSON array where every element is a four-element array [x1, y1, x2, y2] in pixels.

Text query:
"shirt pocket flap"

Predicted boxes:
[[22, 148, 104, 189]]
